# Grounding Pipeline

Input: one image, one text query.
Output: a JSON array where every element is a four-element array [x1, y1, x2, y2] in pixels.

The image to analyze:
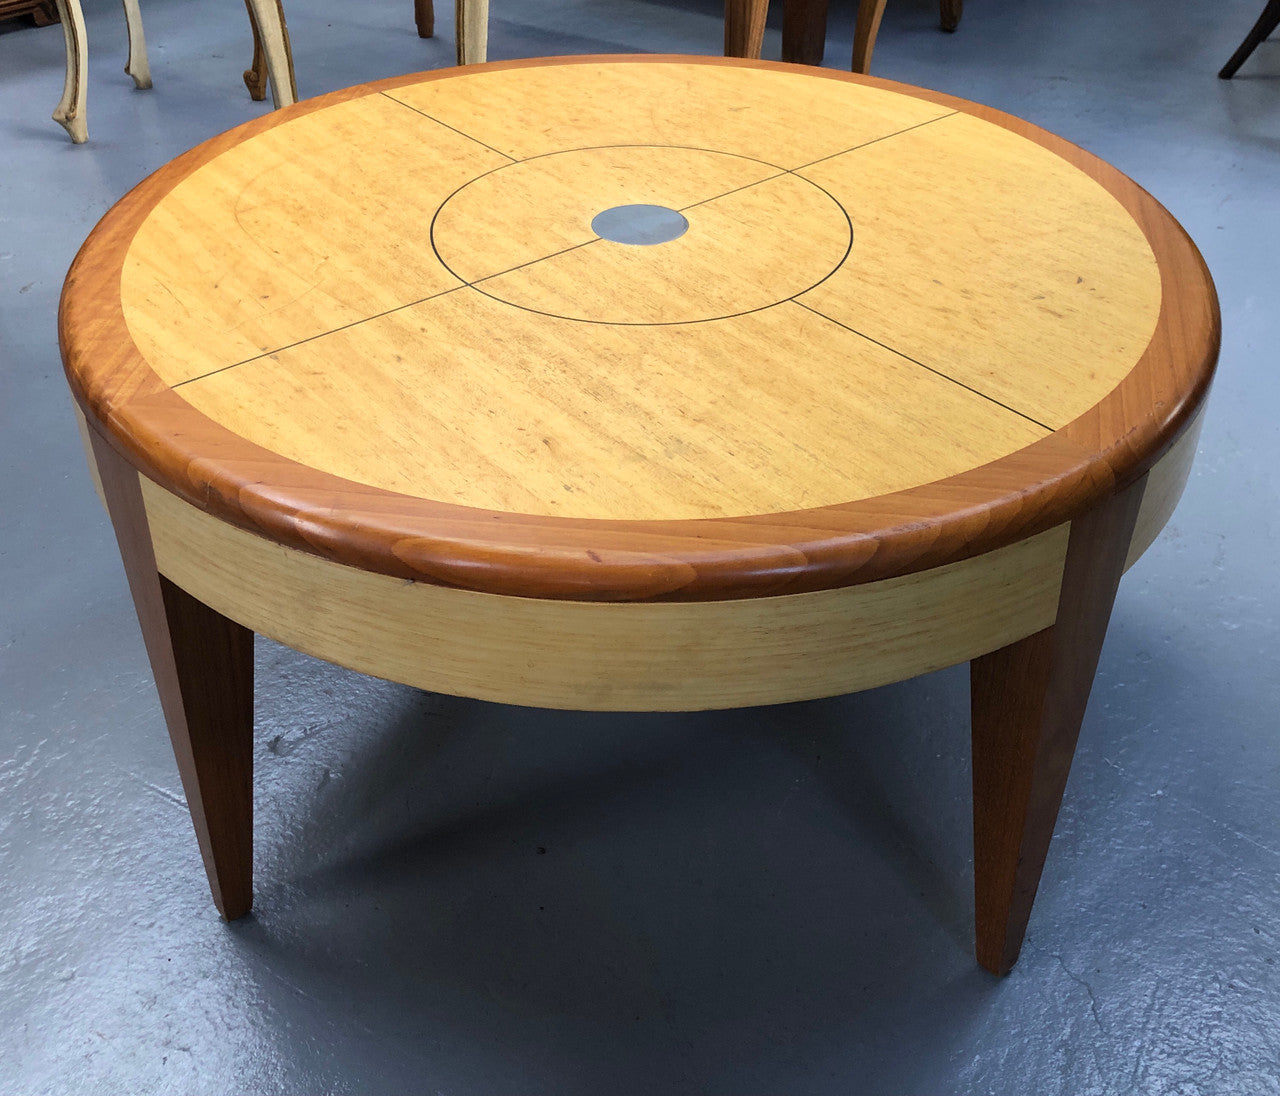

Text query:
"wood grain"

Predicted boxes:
[[472, 171, 853, 322], [143, 476, 1068, 711], [87, 427, 255, 921], [852, 0, 887, 73], [173, 296, 1046, 521], [0, 0, 59, 22], [62, 56, 1220, 963], [1125, 404, 1204, 571], [120, 93, 506, 384], [428, 144, 781, 283], [383, 61, 952, 166], [60, 57, 1219, 603], [797, 111, 1163, 429], [724, 0, 769, 58], [970, 476, 1146, 975]]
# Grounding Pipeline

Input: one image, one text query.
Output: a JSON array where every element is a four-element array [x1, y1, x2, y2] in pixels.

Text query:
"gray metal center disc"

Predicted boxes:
[[591, 204, 690, 246]]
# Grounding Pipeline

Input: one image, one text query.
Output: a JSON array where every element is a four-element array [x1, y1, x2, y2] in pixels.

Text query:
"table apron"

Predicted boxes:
[[76, 407, 1200, 713]]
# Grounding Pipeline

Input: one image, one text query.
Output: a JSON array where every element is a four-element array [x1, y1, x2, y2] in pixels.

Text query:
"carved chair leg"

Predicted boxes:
[[243, 0, 297, 108], [243, 0, 268, 101], [415, 0, 434, 38], [52, 0, 87, 142], [455, 0, 488, 64], [940, 0, 962, 33], [852, 0, 888, 73], [969, 478, 1146, 975], [1219, 0, 1280, 78], [121, 0, 151, 88], [725, 0, 769, 58], [87, 429, 256, 920]]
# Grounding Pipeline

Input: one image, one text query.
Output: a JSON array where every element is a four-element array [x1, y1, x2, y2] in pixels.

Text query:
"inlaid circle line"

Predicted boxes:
[[591, 204, 690, 246], [427, 143, 855, 327]]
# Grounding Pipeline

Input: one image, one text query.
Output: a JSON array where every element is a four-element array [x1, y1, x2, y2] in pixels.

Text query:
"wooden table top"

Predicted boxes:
[[61, 56, 1218, 602]]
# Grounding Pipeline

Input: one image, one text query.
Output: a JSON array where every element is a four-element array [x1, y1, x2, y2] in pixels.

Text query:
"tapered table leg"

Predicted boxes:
[[88, 429, 255, 920], [940, 0, 962, 32], [724, 0, 769, 58], [970, 478, 1146, 975], [782, 0, 829, 65]]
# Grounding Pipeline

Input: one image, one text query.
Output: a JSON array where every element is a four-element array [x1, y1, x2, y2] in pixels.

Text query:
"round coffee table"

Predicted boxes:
[[61, 56, 1218, 974]]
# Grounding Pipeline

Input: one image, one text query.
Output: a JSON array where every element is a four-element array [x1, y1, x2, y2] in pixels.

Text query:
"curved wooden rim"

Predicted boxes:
[[60, 55, 1220, 603]]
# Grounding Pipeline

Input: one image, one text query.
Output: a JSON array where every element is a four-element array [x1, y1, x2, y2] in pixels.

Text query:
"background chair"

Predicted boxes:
[[1219, 0, 1280, 78], [430, 0, 771, 64], [427, 1, 957, 73], [49, 0, 295, 142], [782, 0, 962, 71]]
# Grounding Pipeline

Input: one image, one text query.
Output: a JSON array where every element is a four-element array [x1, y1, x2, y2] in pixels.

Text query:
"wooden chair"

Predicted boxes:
[[1219, 0, 1280, 78], [55, 0, 939, 141], [49, 0, 295, 143], [399, 0, 772, 65], [784, 0, 962, 71], [411, 0, 957, 72]]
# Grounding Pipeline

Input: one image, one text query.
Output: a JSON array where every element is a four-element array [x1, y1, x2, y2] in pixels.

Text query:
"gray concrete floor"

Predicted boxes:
[[2, 0, 1278, 1092]]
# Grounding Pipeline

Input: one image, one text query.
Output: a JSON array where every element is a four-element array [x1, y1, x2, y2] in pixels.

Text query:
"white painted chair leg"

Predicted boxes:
[[455, 0, 488, 64], [244, 0, 297, 108], [121, 0, 152, 89], [52, 0, 88, 143]]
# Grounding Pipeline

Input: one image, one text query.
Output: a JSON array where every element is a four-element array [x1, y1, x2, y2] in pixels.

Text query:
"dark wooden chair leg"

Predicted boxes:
[[940, 0, 962, 32], [782, 0, 829, 65], [89, 429, 255, 920], [724, 0, 769, 58], [415, 0, 434, 38], [1219, 0, 1280, 77], [969, 478, 1146, 975]]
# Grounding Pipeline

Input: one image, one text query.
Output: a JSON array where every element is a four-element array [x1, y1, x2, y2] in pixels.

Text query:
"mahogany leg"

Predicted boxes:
[[415, 0, 435, 38], [940, 0, 962, 32], [242, 0, 268, 102], [852, 0, 888, 73], [781, 0, 828, 65], [88, 429, 255, 920], [1219, 0, 1280, 78], [969, 477, 1146, 975], [724, 0, 769, 58]]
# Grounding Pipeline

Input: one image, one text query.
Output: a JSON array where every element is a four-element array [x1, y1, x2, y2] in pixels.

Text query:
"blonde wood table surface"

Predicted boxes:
[[60, 56, 1218, 975]]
